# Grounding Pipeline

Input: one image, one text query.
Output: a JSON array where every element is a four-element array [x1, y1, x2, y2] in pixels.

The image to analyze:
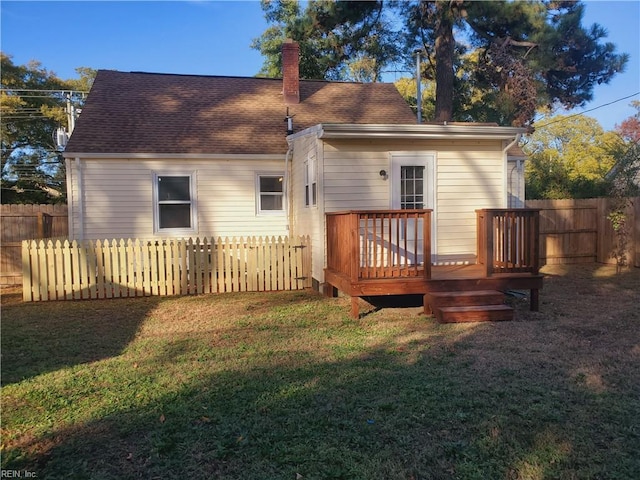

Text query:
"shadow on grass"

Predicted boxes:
[[3, 265, 640, 479], [1, 295, 162, 385], [6, 326, 640, 479]]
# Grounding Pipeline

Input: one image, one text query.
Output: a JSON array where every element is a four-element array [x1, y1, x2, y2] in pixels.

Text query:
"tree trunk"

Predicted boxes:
[[434, 10, 455, 122]]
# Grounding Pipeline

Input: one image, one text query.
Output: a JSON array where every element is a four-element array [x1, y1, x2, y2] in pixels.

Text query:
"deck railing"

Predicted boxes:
[[476, 209, 540, 276], [326, 210, 432, 281]]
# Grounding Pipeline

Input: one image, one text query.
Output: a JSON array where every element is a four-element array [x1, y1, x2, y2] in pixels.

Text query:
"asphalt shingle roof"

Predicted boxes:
[[65, 70, 417, 155]]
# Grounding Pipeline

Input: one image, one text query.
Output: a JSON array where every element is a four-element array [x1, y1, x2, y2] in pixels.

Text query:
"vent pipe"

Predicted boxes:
[[285, 107, 294, 135], [415, 49, 423, 124]]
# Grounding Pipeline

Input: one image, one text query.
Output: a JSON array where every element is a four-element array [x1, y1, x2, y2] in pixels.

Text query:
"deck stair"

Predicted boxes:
[[424, 290, 513, 323]]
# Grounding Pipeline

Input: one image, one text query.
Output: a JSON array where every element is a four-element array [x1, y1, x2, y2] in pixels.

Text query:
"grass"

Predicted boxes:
[[1, 264, 639, 479]]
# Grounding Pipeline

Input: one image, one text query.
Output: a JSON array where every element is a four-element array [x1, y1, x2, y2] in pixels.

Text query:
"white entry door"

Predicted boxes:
[[390, 153, 436, 264]]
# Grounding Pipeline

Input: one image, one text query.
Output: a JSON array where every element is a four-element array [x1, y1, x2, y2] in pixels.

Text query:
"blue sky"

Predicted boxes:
[[2, 0, 638, 130]]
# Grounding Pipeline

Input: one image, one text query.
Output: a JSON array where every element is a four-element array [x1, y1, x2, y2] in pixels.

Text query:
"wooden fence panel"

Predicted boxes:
[[596, 197, 639, 267], [21, 235, 311, 302], [525, 199, 598, 265], [526, 197, 639, 267], [1, 204, 69, 285]]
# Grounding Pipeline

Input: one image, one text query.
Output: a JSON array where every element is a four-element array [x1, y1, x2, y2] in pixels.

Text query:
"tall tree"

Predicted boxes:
[[251, 0, 400, 81], [254, 1, 627, 126], [1, 53, 94, 203], [402, 0, 628, 126]]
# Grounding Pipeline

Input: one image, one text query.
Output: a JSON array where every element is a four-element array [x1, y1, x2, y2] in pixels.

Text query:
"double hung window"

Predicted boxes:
[[257, 174, 284, 214], [305, 154, 317, 207], [154, 173, 196, 233]]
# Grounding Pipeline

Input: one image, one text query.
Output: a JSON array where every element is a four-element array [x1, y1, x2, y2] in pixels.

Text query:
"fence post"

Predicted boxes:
[[37, 212, 45, 238], [21, 240, 33, 302]]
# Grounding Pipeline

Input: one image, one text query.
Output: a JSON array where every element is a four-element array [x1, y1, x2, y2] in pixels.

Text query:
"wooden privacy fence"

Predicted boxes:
[[22, 236, 311, 302], [1, 204, 69, 285], [526, 197, 639, 267]]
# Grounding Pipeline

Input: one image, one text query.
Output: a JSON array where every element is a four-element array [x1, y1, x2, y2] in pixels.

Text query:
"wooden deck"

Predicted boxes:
[[325, 209, 543, 319], [325, 264, 542, 317]]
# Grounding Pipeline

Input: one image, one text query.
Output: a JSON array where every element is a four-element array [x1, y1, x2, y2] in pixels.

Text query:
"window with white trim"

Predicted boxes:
[[154, 173, 196, 233], [305, 154, 317, 207], [257, 174, 284, 214]]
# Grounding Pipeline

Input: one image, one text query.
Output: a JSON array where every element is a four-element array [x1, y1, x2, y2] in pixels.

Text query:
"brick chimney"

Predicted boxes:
[[282, 39, 300, 105]]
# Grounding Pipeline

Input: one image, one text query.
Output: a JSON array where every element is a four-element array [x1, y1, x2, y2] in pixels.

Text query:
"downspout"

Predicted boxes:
[[75, 157, 84, 240], [502, 133, 521, 155], [283, 143, 294, 232], [508, 161, 520, 208]]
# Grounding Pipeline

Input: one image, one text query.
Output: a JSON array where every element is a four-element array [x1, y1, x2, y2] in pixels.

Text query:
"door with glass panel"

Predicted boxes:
[[390, 153, 435, 266]]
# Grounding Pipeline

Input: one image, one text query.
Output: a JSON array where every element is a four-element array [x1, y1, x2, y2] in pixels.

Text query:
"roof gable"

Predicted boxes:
[[65, 70, 417, 156]]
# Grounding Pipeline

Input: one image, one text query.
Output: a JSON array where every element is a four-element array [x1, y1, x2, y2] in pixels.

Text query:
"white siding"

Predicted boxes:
[[319, 139, 508, 266], [67, 157, 288, 240], [290, 135, 324, 283]]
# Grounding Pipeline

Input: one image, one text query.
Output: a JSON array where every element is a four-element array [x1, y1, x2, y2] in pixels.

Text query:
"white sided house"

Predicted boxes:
[[64, 41, 541, 319]]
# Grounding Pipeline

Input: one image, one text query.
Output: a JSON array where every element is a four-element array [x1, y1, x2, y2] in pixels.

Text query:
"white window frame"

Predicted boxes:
[[304, 154, 317, 207], [152, 172, 197, 235], [256, 173, 285, 215]]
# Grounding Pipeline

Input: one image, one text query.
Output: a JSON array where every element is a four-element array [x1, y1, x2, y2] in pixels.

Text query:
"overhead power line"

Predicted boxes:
[[0, 88, 88, 95], [535, 91, 640, 129]]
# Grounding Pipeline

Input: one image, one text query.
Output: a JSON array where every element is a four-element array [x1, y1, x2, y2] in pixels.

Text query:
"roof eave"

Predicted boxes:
[[316, 123, 527, 140], [62, 152, 281, 160]]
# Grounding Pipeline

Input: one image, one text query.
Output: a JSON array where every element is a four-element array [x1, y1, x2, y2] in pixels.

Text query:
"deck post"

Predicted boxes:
[[532, 211, 540, 275], [349, 212, 359, 283], [484, 211, 494, 277], [349, 212, 360, 318], [351, 296, 360, 319], [423, 210, 432, 279], [530, 288, 539, 311]]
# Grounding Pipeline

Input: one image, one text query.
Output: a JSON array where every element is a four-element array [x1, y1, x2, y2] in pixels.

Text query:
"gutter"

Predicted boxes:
[[62, 152, 280, 160], [316, 123, 528, 141]]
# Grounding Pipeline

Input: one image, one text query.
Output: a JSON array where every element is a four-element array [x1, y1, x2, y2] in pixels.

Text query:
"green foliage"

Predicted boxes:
[[251, 0, 400, 81], [401, 0, 628, 125], [253, 1, 628, 125], [1, 53, 94, 204], [607, 206, 631, 272], [523, 114, 624, 199]]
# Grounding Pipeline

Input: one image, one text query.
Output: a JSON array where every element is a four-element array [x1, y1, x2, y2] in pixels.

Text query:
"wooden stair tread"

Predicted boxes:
[[435, 304, 514, 323], [424, 289, 506, 315], [427, 290, 502, 298], [439, 304, 513, 312]]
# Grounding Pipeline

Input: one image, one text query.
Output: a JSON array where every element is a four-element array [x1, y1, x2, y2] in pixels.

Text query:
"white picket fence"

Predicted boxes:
[[22, 236, 311, 302]]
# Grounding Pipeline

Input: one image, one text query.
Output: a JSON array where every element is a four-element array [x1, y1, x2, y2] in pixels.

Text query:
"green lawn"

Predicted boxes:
[[2, 264, 639, 479]]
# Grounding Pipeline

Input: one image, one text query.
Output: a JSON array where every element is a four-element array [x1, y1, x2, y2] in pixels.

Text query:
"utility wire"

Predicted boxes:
[[534, 91, 640, 129]]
